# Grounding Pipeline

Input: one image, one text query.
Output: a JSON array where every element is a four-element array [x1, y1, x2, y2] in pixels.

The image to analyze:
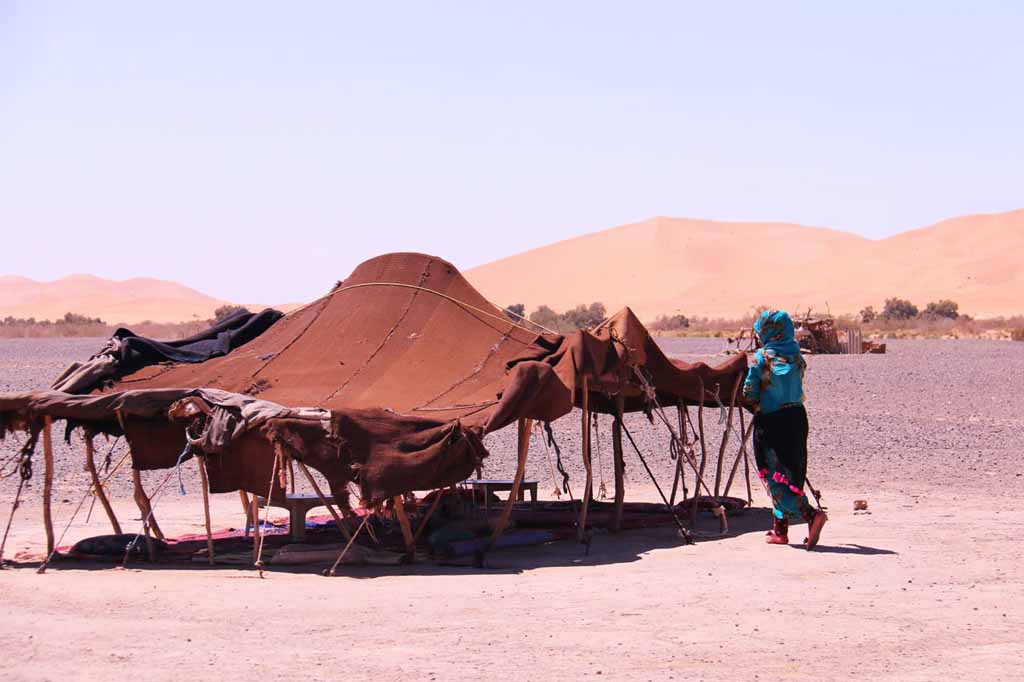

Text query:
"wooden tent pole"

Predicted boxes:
[[42, 415, 55, 556], [412, 488, 446, 546], [132, 468, 165, 540], [250, 494, 261, 561], [489, 417, 532, 544], [742, 408, 754, 504], [669, 399, 686, 506], [723, 412, 754, 497], [692, 380, 707, 524], [714, 377, 741, 499], [393, 495, 415, 561], [295, 459, 352, 540], [611, 394, 626, 532], [130, 468, 157, 561], [85, 432, 122, 535], [578, 377, 593, 544], [239, 490, 252, 537], [195, 455, 215, 565]]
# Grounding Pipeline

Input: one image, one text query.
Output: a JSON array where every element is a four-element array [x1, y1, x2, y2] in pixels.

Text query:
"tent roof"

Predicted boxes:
[[1, 252, 747, 502], [103, 252, 747, 430]]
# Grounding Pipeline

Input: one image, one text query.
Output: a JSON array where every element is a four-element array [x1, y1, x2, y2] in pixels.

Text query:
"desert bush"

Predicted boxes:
[[213, 304, 251, 322], [528, 305, 560, 331], [504, 303, 526, 321], [528, 302, 606, 332], [649, 314, 690, 331], [881, 297, 919, 320], [1011, 328, 1024, 342], [922, 299, 959, 319]]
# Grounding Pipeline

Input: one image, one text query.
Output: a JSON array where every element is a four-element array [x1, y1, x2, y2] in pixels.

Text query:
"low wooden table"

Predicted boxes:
[[255, 493, 324, 541], [463, 479, 539, 514]]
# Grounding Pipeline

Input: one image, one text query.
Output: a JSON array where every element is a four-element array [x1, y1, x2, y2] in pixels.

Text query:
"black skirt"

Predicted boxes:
[[752, 404, 809, 489]]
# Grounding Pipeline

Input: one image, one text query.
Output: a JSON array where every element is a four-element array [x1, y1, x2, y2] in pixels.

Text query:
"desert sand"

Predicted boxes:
[[2, 337, 1022, 681], [466, 209, 1024, 320]]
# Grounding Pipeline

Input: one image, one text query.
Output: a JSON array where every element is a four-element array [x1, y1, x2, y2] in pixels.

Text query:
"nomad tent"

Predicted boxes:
[[0, 252, 750, 569]]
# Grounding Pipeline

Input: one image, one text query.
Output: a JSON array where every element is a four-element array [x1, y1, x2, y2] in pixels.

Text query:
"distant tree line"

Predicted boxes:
[[649, 313, 691, 332], [0, 306, 253, 339], [859, 298, 962, 323], [505, 302, 607, 332], [1, 312, 106, 326]]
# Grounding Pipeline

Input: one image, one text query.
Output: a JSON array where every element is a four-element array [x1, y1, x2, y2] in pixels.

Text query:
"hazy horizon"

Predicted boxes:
[[3, 2, 1022, 302]]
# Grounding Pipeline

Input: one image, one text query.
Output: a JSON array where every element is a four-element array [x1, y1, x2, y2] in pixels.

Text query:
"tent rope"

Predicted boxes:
[[543, 421, 574, 501], [534, 421, 562, 499], [330, 282, 557, 335], [613, 415, 693, 544], [121, 447, 188, 566]]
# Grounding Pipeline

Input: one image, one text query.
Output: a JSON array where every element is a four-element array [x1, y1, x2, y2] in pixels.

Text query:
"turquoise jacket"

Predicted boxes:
[[743, 310, 806, 414]]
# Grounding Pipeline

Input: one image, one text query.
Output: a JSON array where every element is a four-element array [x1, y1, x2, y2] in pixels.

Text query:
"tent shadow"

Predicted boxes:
[[309, 505, 779, 579], [9, 506, 787, 577]]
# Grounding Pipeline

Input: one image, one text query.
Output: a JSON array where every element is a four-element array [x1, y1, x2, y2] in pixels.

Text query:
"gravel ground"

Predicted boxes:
[[3, 336, 1023, 507]]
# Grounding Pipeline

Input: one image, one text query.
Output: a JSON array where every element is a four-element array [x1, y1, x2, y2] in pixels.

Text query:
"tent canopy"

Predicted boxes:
[[0, 252, 747, 503]]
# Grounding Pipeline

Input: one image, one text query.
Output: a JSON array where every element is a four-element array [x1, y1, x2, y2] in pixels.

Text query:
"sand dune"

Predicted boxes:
[[0, 274, 231, 324], [466, 209, 1024, 320]]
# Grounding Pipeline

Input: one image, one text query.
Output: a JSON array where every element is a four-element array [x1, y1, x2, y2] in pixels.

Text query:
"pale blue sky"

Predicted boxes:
[[2, 2, 1022, 303]]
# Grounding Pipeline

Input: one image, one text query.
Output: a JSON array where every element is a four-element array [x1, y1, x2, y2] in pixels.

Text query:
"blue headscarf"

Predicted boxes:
[[744, 310, 806, 411], [754, 310, 801, 358]]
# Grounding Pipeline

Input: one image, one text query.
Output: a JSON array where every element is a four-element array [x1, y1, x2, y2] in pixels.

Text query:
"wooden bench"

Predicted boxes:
[[463, 478, 539, 514], [255, 493, 324, 541]]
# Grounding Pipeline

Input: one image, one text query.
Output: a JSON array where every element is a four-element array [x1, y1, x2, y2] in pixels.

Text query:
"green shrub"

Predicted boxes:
[[922, 299, 959, 319], [528, 302, 606, 332], [881, 297, 919, 320], [649, 314, 691, 332]]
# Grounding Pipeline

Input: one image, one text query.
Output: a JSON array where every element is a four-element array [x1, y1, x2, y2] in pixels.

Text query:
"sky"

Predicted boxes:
[[2, 2, 1022, 304]]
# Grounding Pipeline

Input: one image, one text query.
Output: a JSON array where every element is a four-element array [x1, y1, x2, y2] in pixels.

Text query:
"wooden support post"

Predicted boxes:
[[723, 414, 754, 497], [669, 399, 686, 506], [741, 409, 753, 504], [42, 415, 55, 556], [412, 489, 446, 546], [611, 395, 626, 532], [195, 455, 215, 565], [393, 495, 415, 561], [578, 377, 593, 543], [85, 433, 122, 535], [489, 417, 533, 544], [132, 468, 165, 540], [239, 490, 252, 537], [250, 495, 261, 562], [295, 459, 352, 540], [714, 378, 741, 499], [692, 381, 707, 524]]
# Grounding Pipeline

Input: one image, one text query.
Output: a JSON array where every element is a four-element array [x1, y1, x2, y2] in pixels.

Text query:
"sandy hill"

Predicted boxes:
[[465, 209, 1024, 321], [0, 274, 233, 324]]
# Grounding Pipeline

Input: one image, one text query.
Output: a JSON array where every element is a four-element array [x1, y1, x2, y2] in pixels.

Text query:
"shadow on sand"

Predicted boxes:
[[5, 505, 896, 578]]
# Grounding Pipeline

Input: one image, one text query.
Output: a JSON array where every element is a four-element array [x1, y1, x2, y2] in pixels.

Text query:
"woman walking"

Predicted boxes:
[[743, 310, 827, 549]]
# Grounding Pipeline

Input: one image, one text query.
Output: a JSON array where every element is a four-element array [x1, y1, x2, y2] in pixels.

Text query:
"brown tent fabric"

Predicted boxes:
[[0, 388, 487, 505], [0, 252, 746, 503], [98, 252, 746, 423]]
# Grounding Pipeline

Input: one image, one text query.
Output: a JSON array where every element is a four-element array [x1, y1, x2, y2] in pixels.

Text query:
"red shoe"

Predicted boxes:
[[765, 517, 788, 545], [803, 510, 828, 551]]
